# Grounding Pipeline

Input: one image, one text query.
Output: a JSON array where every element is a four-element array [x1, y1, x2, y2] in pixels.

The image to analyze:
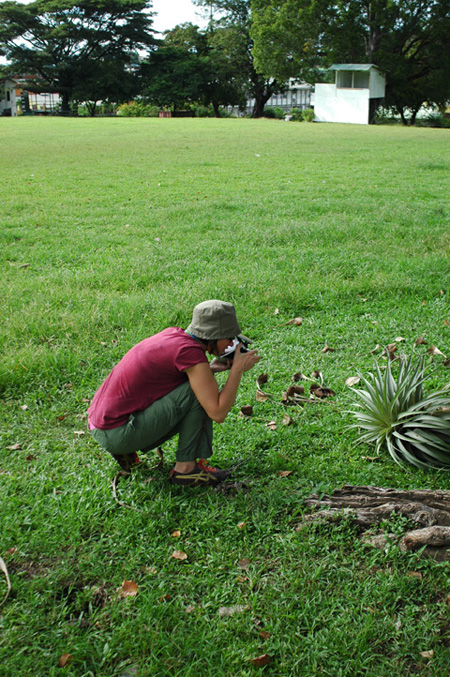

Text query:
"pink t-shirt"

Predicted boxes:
[[88, 327, 208, 430]]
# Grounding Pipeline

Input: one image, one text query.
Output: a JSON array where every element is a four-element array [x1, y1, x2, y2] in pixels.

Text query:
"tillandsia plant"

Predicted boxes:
[[349, 354, 450, 470]]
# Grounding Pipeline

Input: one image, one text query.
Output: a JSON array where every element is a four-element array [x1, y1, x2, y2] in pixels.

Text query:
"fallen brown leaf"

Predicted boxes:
[[58, 653, 73, 668], [171, 530, 181, 538], [395, 336, 405, 342], [265, 421, 277, 430], [420, 650, 434, 659], [185, 605, 196, 613], [282, 414, 293, 426], [278, 470, 293, 478], [427, 345, 445, 356], [406, 571, 423, 579], [25, 454, 37, 461], [5, 547, 17, 556], [257, 373, 269, 386], [256, 390, 269, 402], [6, 443, 21, 451], [286, 385, 304, 398], [345, 376, 360, 387], [171, 550, 188, 561], [310, 385, 335, 399], [121, 580, 138, 597], [415, 337, 427, 345], [259, 630, 271, 640], [286, 317, 302, 326], [322, 344, 336, 353], [239, 558, 251, 569], [251, 654, 273, 667], [444, 320, 450, 327], [237, 522, 247, 529], [20, 404, 28, 411], [240, 405, 253, 417], [444, 358, 450, 368]]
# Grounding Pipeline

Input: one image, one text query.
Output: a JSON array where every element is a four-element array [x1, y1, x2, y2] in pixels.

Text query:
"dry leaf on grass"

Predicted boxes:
[[415, 337, 427, 345], [310, 385, 335, 399], [238, 558, 251, 569], [265, 421, 277, 430], [278, 470, 293, 478], [420, 650, 434, 659], [444, 358, 450, 368], [285, 317, 302, 326], [237, 522, 247, 529], [20, 404, 28, 411], [120, 580, 138, 597], [345, 376, 360, 387], [406, 571, 423, 579], [58, 653, 73, 668], [171, 550, 188, 561], [250, 654, 273, 667], [259, 630, 271, 640], [427, 345, 445, 356], [322, 344, 336, 353], [6, 443, 21, 451], [240, 405, 253, 417], [282, 414, 293, 426], [185, 605, 196, 613], [171, 530, 181, 538], [257, 373, 269, 386], [256, 390, 269, 402]]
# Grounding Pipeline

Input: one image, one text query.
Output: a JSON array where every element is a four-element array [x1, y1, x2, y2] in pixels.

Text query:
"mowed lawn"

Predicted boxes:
[[1, 117, 450, 676]]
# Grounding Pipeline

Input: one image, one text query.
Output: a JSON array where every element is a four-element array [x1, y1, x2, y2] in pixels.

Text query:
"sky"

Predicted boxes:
[[151, 0, 209, 34]]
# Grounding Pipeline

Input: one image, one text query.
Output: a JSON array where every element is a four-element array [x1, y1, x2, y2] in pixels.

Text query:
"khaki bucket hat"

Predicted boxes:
[[187, 300, 242, 340]]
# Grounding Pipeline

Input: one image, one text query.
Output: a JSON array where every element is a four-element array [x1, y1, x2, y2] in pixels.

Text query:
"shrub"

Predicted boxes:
[[116, 101, 159, 117], [263, 106, 285, 120], [349, 354, 450, 470], [289, 109, 303, 122], [301, 108, 315, 122]]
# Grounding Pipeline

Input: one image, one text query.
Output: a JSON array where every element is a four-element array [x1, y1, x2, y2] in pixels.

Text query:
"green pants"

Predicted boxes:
[[90, 382, 213, 462]]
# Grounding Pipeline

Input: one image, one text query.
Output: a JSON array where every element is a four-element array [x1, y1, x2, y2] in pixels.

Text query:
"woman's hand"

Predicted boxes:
[[231, 344, 261, 373]]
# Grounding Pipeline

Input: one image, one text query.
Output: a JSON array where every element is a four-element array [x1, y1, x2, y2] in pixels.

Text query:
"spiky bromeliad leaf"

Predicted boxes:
[[349, 354, 450, 469]]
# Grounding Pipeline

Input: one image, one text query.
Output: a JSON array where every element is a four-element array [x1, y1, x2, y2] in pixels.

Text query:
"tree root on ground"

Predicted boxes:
[[299, 485, 450, 560]]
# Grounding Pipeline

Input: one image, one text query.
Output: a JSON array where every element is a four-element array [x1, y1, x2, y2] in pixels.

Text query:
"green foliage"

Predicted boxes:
[[0, 0, 155, 112], [116, 100, 160, 117], [349, 355, 450, 469], [289, 108, 303, 121], [251, 0, 450, 122], [263, 105, 285, 119], [301, 107, 314, 122]]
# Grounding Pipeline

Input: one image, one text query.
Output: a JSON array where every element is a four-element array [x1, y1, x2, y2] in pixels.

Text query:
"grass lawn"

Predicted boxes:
[[1, 117, 450, 676]]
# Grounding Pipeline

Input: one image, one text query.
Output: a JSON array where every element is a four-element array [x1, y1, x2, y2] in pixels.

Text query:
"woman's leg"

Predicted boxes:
[[90, 381, 213, 465]]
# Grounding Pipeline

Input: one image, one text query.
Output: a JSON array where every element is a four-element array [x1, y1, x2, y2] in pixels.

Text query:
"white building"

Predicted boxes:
[[0, 78, 19, 116], [314, 64, 386, 125]]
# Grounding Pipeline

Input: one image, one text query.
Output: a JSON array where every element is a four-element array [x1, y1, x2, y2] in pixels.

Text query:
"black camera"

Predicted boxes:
[[220, 334, 252, 361]]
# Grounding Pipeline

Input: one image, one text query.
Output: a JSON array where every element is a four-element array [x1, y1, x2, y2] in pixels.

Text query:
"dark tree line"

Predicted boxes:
[[0, 0, 448, 121]]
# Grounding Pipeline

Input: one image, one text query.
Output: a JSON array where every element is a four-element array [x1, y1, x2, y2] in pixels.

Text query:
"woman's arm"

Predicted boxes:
[[185, 346, 260, 423]]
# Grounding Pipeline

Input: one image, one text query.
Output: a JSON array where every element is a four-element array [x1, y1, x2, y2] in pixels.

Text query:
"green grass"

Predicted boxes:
[[1, 117, 450, 676]]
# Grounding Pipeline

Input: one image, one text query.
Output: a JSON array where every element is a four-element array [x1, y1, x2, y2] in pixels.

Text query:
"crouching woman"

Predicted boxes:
[[87, 300, 260, 486]]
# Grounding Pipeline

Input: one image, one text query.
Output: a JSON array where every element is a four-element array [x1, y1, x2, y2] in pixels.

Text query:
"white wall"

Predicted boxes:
[[0, 80, 18, 116], [314, 84, 370, 124], [369, 69, 386, 98]]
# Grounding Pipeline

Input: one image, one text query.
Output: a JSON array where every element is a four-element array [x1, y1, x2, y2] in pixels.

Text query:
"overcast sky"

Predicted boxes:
[[152, 0, 209, 34]]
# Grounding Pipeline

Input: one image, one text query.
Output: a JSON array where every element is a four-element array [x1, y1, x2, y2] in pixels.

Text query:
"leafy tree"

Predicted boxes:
[[251, 0, 450, 124], [194, 0, 285, 117], [0, 0, 155, 113], [142, 23, 246, 115]]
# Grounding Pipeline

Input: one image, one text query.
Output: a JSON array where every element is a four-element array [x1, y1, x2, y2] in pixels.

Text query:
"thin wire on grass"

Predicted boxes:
[[0, 556, 11, 606]]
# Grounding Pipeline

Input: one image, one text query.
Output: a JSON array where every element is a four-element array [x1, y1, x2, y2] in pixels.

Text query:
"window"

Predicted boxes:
[[337, 70, 369, 89]]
